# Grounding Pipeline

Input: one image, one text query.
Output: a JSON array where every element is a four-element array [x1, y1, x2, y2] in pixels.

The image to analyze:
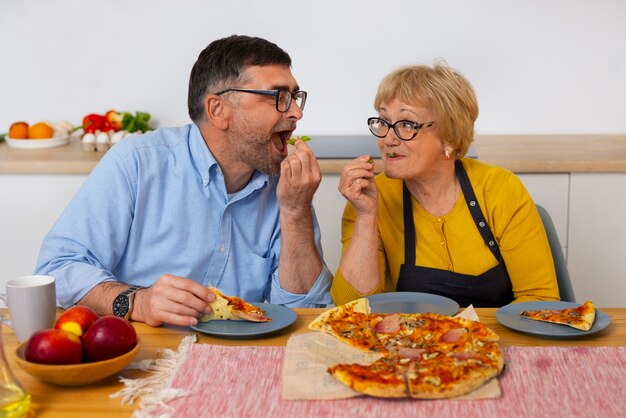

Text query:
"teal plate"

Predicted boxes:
[[191, 303, 297, 339], [365, 292, 460, 316], [496, 301, 610, 338]]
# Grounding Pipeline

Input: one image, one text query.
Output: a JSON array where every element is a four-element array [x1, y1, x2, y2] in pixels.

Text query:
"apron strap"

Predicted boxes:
[[455, 159, 502, 261], [402, 182, 416, 266]]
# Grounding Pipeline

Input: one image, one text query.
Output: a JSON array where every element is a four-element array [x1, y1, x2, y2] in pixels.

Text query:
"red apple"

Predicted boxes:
[[55, 305, 100, 337], [25, 329, 83, 365], [82, 316, 137, 362]]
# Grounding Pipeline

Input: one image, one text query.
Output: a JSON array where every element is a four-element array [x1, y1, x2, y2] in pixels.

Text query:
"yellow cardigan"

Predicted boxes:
[[331, 158, 560, 306]]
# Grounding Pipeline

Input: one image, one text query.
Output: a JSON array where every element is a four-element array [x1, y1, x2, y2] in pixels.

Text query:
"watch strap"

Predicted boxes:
[[113, 285, 142, 319], [124, 286, 142, 320]]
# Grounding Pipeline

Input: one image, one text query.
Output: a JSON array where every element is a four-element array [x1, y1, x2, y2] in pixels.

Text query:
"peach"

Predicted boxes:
[[25, 329, 83, 365], [55, 306, 99, 337]]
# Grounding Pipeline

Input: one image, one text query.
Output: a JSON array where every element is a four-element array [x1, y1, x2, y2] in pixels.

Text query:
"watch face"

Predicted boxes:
[[113, 294, 129, 317]]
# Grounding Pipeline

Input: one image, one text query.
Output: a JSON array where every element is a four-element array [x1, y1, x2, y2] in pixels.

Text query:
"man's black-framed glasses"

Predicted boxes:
[[215, 88, 307, 112], [367, 117, 436, 141]]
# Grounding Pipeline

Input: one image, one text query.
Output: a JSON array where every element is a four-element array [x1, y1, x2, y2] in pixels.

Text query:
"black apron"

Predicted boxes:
[[396, 160, 514, 307]]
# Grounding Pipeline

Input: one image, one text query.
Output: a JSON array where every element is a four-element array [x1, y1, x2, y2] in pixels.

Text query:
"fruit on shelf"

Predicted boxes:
[[82, 316, 137, 362], [25, 329, 83, 365], [54, 306, 100, 337], [9, 121, 29, 139], [28, 122, 54, 139]]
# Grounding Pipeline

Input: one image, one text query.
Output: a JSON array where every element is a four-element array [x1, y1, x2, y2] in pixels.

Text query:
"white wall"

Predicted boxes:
[[1, 0, 625, 135], [2, 1, 626, 305]]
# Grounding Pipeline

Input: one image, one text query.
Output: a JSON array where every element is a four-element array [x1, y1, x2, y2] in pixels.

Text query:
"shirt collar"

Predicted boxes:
[[188, 124, 269, 192]]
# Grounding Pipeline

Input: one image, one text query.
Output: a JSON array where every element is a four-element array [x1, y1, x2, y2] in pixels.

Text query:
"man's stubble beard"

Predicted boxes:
[[226, 114, 283, 175]]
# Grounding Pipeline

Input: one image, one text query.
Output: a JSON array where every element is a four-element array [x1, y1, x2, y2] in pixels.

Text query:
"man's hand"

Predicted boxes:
[[133, 274, 215, 327], [275, 139, 323, 294], [276, 139, 321, 216]]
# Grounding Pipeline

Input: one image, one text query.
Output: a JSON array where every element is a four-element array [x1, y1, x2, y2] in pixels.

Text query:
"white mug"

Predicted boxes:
[[0, 275, 57, 343]]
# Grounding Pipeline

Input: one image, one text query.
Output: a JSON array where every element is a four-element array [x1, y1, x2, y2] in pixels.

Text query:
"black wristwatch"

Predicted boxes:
[[112, 286, 142, 320]]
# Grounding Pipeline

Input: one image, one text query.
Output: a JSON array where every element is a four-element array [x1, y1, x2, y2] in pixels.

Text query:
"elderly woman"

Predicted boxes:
[[331, 62, 560, 307]]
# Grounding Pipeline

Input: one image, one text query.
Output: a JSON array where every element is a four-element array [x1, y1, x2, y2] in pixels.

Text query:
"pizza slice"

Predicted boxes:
[[308, 298, 382, 350], [199, 287, 271, 322], [520, 300, 595, 331], [328, 356, 409, 398], [406, 340, 504, 399]]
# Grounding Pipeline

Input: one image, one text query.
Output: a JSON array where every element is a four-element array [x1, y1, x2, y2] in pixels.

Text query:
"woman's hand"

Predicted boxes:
[[338, 155, 378, 215]]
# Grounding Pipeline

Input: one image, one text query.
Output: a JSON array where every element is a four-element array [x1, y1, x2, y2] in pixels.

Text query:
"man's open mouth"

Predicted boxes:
[[272, 130, 294, 153]]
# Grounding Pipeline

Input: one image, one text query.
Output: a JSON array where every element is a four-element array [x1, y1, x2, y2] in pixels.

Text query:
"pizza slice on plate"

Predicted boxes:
[[199, 287, 271, 322], [520, 300, 595, 331]]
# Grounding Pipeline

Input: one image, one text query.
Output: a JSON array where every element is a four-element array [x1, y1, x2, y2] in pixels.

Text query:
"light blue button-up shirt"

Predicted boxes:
[[35, 124, 332, 308]]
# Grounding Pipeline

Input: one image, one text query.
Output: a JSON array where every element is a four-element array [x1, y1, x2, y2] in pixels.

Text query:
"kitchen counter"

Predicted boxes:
[[1, 134, 626, 174]]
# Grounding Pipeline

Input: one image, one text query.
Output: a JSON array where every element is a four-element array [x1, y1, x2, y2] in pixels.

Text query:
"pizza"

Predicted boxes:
[[199, 287, 271, 322], [308, 299, 504, 399], [520, 300, 595, 331]]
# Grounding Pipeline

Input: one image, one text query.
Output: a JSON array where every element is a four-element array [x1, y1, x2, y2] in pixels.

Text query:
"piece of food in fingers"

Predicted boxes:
[[200, 287, 271, 322], [287, 135, 311, 145], [519, 300, 595, 331]]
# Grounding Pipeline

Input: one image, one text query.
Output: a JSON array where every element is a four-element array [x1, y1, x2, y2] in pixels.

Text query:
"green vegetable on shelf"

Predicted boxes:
[[287, 135, 311, 145], [122, 111, 152, 133]]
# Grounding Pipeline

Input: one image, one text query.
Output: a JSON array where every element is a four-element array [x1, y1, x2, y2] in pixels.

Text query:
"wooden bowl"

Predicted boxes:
[[14, 339, 140, 386]]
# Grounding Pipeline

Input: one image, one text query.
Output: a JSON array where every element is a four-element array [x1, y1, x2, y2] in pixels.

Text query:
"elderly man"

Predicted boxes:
[[35, 35, 332, 327]]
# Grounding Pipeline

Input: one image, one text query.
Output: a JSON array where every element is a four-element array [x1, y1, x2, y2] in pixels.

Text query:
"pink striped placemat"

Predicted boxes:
[[114, 338, 626, 418]]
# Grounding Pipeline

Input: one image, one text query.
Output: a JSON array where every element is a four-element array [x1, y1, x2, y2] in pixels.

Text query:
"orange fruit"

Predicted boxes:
[[9, 121, 29, 139], [28, 122, 54, 139]]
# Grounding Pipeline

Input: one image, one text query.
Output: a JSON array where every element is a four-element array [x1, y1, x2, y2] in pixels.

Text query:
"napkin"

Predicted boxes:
[[281, 305, 500, 400]]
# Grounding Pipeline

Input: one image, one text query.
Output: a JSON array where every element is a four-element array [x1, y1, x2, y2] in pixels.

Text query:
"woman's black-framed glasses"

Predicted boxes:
[[367, 117, 436, 141], [215, 88, 307, 112]]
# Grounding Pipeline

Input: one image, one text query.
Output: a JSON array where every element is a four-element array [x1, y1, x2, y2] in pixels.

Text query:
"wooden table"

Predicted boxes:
[[3, 308, 625, 417]]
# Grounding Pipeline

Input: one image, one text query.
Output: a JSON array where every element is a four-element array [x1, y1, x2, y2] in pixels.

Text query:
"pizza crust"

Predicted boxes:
[[329, 364, 407, 398], [308, 298, 370, 331]]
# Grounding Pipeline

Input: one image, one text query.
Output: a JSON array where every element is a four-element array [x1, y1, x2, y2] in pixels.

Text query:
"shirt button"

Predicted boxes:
[[440, 241, 446, 246], [437, 218, 443, 223], [219, 245, 225, 253]]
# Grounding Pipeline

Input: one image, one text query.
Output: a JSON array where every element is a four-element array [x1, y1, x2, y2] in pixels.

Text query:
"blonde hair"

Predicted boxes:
[[374, 60, 478, 158]]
